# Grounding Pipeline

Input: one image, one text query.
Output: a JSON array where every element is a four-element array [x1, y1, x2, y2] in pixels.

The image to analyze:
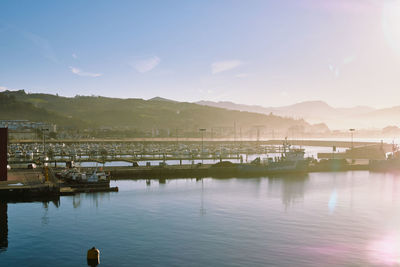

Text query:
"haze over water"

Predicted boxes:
[[2, 171, 400, 266]]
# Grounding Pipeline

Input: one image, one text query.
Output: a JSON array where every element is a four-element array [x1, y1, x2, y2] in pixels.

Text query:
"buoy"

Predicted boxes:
[[87, 246, 100, 266]]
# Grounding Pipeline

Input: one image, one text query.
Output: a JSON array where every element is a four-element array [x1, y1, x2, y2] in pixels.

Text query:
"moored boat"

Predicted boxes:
[[237, 140, 309, 174], [369, 143, 400, 171]]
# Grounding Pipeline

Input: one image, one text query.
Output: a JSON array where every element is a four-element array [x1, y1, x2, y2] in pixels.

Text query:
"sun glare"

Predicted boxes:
[[368, 233, 400, 266], [383, 2, 400, 56]]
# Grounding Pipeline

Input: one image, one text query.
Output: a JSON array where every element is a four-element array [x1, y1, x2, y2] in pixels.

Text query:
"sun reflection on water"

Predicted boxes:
[[328, 189, 337, 214], [368, 233, 400, 266]]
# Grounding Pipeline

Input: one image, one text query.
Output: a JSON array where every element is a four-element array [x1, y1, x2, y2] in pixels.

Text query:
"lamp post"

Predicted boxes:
[[199, 128, 206, 163], [175, 128, 179, 149], [41, 127, 50, 165], [349, 128, 355, 149]]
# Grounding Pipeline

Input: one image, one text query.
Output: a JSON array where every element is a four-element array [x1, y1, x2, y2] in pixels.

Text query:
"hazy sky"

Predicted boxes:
[[1, 0, 400, 108]]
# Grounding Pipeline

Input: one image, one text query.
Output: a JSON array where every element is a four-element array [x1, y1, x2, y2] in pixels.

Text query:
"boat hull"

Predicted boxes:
[[370, 159, 400, 172], [237, 160, 308, 175]]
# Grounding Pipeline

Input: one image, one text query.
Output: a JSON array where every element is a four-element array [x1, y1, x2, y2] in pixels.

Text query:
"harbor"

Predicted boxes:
[[2, 119, 400, 202], [4, 1, 400, 265], [0, 168, 118, 200], [2, 130, 398, 201], [1, 127, 118, 200]]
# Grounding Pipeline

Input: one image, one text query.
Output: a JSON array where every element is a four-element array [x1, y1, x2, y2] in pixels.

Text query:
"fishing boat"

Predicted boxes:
[[237, 140, 309, 174], [370, 143, 400, 171], [57, 168, 110, 183], [86, 169, 109, 182]]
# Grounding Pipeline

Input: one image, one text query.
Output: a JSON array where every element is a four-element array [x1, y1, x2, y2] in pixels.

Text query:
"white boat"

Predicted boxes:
[[87, 169, 109, 182]]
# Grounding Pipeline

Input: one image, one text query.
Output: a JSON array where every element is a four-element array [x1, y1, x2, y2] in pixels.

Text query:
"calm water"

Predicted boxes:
[[2, 171, 400, 266]]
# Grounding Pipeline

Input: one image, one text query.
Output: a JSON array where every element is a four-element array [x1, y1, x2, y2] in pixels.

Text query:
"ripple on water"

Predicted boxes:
[[2, 172, 400, 266]]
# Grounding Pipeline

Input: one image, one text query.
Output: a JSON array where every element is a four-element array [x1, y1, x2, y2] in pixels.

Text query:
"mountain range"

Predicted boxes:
[[196, 100, 400, 129], [3, 89, 398, 134], [0, 90, 326, 136]]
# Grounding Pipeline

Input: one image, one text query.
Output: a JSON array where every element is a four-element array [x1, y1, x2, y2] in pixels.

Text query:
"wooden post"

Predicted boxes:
[[0, 128, 7, 182], [45, 166, 49, 182], [0, 202, 7, 250]]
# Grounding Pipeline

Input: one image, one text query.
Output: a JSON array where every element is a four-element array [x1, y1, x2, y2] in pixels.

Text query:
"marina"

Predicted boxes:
[[2, 131, 400, 266], [2, 135, 398, 202], [3, 1, 400, 265]]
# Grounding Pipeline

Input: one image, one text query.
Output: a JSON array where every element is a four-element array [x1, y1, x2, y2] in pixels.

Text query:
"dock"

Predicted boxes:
[[9, 138, 393, 150], [317, 144, 388, 160], [0, 168, 118, 200], [60, 186, 118, 196], [0, 170, 59, 201]]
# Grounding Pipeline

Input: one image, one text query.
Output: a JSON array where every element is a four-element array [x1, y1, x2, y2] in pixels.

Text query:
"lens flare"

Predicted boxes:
[[368, 233, 400, 266], [328, 189, 337, 214], [383, 1, 400, 57]]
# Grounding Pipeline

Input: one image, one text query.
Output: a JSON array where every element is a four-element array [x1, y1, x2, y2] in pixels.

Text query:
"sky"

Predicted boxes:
[[1, 0, 400, 108]]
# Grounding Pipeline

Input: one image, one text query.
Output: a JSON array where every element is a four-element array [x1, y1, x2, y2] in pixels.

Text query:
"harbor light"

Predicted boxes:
[[349, 128, 355, 149], [199, 128, 206, 163]]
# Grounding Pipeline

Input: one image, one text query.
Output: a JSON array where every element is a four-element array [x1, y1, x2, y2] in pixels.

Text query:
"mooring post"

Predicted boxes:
[[0, 202, 8, 250], [0, 128, 7, 182]]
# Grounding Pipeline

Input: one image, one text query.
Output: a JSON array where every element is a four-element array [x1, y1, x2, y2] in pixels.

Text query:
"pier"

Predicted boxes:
[[9, 138, 392, 150], [0, 169, 59, 201], [2, 130, 397, 200], [8, 155, 243, 166]]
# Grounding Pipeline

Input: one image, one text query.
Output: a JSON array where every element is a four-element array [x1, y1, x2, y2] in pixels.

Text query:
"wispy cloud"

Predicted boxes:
[[236, 73, 251, 78], [280, 91, 289, 97], [132, 56, 160, 73], [198, 88, 214, 94], [23, 31, 58, 63], [0, 86, 10, 91], [343, 55, 356, 65], [329, 64, 340, 77], [69, 66, 102, 77], [328, 55, 356, 78], [72, 53, 78, 59], [211, 60, 242, 74], [301, 0, 378, 14]]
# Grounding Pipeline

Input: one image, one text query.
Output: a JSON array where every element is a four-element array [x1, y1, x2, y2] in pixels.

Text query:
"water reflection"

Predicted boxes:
[[328, 189, 338, 214], [77, 191, 113, 208], [0, 202, 7, 252], [368, 232, 400, 266], [199, 178, 206, 216], [41, 202, 50, 225], [73, 194, 81, 209], [0, 200, 59, 252], [4, 173, 400, 266], [268, 174, 309, 208]]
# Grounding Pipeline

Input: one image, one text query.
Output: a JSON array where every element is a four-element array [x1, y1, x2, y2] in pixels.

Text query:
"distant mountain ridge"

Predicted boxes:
[[0, 90, 327, 135], [196, 100, 385, 129], [4, 89, 395, 131], [148, 96, 177, 103]]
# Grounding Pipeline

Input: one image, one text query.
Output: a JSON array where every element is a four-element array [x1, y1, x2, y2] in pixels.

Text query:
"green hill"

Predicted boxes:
[[1, 90, 314, 133], [0, 92, 86, 127]]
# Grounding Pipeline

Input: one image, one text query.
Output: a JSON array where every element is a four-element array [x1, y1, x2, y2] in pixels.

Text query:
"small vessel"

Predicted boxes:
[[86, 169, 109, 182], [238, 140, 309, 174], [57, 168, 86, 181], [370, 143, 400, 171], [57, 168, 110, 183]]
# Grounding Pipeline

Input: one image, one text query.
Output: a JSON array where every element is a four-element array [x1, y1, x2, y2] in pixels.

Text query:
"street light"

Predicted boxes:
[[199, 128, 206, 162], [349, 128, 355, 149], [42, 127, 50, 158]]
